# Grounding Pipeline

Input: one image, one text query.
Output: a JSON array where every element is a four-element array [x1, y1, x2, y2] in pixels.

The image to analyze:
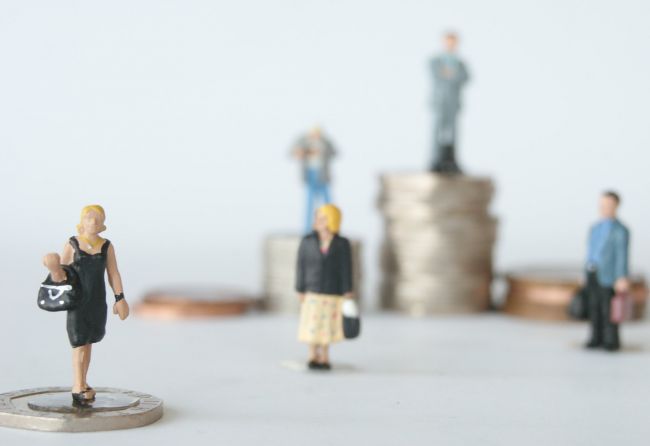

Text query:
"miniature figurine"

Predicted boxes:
[[296, 204, 353, 370], [429, 31, 469, 173], [584, 191, 630, 351], [291, 126, 337, 233], [42, 205, 129, 405]]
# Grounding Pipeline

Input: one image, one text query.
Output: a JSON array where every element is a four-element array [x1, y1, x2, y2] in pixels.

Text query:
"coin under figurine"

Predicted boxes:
[[0, 205, 163, 432], [0, 387, 162, 432], [378, 173, 497, 314]]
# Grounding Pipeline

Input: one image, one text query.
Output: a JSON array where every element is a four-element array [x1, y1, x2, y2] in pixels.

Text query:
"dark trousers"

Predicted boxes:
[[431, 112, 461, 173], [586, 271, 619, 347]]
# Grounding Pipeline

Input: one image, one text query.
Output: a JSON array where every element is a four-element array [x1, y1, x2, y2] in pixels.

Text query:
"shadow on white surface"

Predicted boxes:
[[280, 359, 453, 377], [567, 341, 647, 353], [280, 360, 359, 373]]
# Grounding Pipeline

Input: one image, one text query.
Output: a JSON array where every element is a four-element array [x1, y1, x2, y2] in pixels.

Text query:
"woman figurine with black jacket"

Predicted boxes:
[[296, 204, 354, 370]]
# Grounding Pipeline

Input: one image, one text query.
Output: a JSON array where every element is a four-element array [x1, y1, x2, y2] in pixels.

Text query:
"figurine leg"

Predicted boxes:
[[308, 344, 319, 362], [586, 275, 604, 348], [601, 289, 620, 351], [320, 344, 330, 363], [305, 185, 316, 233], [431, 112, 461, 173], [318, 344, 331, 370], [305, 169, 326, 232], [307, 344, 321, 370], [321, 182, 331, 204], [72, 345, 92, 394], [82, 344, 93, 392]]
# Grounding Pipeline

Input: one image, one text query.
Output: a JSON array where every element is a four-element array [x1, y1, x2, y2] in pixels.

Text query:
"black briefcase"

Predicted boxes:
[[567, 286, 589, 320]]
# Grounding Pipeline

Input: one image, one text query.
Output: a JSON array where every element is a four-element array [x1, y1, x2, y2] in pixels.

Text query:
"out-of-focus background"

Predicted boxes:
[[1, 0, 649, 309], [2, 2, 650, 444]]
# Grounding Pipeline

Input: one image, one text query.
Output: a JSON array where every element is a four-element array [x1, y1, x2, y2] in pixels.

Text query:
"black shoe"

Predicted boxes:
[[318, 362, 331, 371], [307, 360, 320, 370], [430, 145, 462, 174], [84, 387, 96, 402], [603, 343, 620, 352], [71, 392, 92, 407], [430, 162, 462, 174], [585, 339, 602, 349]]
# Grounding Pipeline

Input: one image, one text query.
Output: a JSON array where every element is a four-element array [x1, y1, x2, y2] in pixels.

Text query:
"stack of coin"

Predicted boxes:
[[263, 234, 363, 313], [378, 173, 497, 315]]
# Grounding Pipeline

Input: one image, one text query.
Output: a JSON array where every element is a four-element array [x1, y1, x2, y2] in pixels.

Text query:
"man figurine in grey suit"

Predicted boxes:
[[584, 191, 630, 351], [291, 126, 337, 233], [430, 31, 469, 173]]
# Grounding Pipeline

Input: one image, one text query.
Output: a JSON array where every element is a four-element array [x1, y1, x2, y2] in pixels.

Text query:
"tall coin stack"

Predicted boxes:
[[263, 235, 363, 313], [378, 173, 497, 315]]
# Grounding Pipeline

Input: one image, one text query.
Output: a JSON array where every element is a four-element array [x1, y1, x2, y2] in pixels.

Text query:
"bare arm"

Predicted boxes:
[[106, 243, 123, 294], [61, 242, 74, 266], [291, 137, 307, 159], [106, 243, 129, 320]]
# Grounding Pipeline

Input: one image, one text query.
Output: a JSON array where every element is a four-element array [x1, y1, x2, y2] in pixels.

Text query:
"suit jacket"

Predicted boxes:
[[587, 219, 629, 287], [295, 232, 353, 296], [430, 53, 469, 113]]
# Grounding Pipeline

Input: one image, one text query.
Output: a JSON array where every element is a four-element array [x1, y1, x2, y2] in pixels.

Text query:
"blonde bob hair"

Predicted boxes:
[[317, 204, 342, 233], [76, 205, 107, 235]]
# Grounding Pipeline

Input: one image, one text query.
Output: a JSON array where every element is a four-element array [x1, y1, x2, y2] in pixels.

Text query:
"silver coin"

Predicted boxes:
[[378, 173, 497, 314], [0, 387, 163, 432]]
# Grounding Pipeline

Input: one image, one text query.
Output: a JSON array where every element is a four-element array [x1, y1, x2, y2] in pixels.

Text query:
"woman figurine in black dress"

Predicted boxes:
[[296, 204, 354, 370], [43, 205, 129, 405]]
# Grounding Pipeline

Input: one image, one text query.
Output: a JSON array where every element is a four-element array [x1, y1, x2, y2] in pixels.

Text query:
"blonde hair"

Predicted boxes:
[[317, 204, 342, 233], [76, 205, 107, 235]]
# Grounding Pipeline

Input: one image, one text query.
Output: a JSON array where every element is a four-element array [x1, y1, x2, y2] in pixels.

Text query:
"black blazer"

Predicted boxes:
[[295, 232, 353, 296]]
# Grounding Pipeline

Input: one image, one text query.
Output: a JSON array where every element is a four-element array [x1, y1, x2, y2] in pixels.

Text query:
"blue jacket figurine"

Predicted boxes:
[[584, 191, 630, 351]]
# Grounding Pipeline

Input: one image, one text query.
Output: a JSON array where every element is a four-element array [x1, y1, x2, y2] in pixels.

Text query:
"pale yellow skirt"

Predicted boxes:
[[298, 293, 344, 345]]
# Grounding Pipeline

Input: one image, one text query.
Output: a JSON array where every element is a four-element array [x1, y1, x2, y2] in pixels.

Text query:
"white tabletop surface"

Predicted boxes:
[[2, 309, 650, 446]]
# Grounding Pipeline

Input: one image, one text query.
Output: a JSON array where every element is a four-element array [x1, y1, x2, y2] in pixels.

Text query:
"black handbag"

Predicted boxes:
[[342, 299, 361, 339], [567, 286, 589, 320], [37, 265, 80, 312]]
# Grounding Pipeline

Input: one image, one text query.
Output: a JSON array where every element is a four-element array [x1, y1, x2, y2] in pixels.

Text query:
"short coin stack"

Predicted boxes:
[[378, 173, 497, 315], [263, 234, 362, 313]]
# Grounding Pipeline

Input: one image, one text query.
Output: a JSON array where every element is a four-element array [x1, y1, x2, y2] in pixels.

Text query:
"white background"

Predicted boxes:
[[1, 0, 649, 308]]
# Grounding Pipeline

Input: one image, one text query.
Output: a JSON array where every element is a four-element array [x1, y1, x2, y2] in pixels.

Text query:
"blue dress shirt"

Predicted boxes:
[[587, 219, 614, 266]]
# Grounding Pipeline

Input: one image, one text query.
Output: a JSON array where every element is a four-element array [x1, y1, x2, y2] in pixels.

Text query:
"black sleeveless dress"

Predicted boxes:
[[66, 237, 110, 347]]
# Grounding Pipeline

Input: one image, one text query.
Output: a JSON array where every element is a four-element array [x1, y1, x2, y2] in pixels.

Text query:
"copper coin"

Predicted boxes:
[[503, 267, 648, 320], [134, 287, 257, 319]]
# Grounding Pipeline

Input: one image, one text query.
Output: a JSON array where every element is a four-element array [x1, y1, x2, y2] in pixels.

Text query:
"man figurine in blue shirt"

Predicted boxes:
[[430, 31, 469, 174], [584, 191, 630, 351]]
